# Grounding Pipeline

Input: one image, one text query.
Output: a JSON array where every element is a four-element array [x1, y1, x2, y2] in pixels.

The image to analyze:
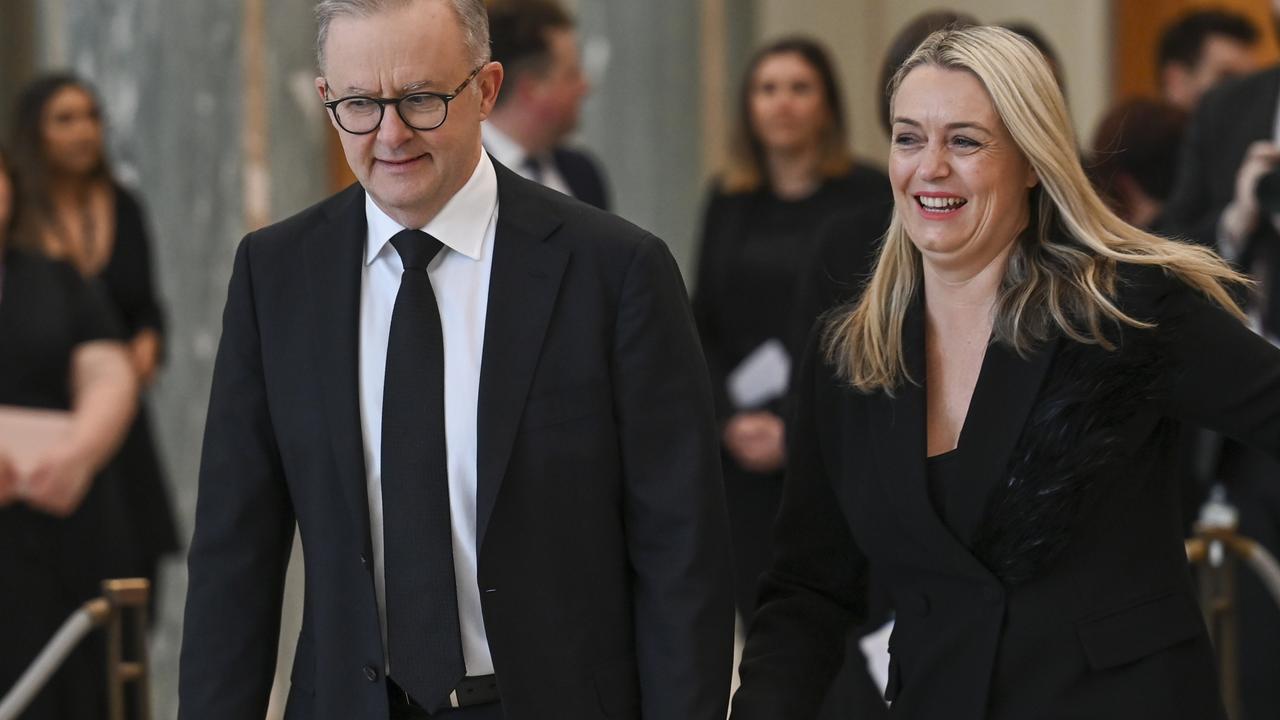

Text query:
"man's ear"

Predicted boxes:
[[315, 77, 341, 132], [477, 62, 505, 120]]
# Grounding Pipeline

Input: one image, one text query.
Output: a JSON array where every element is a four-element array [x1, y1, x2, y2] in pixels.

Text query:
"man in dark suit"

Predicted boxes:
[[482, 0, 611, 211], [178, 1, 732, 718], [1163, 5, 1280, 715]]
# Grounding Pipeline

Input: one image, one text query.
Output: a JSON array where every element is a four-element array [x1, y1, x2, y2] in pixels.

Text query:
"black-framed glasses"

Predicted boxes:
[[323, 64, 484, 135]]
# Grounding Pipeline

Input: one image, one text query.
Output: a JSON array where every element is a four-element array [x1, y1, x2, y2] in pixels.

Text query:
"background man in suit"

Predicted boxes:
[[483, 0, 611, 211], [1157, 9, 1259, 113], [1163, 4, 1280, 717], [178, 1, 732, 718]]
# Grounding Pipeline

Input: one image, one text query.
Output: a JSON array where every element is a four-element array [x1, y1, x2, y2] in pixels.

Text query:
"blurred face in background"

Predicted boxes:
[[748, 51, 830, 155], [318, 0, 500, 225], [527, 27, 589, 143], [1164, 34, 1256, 111], [890, 65, 1038, 273], [41, 85, 104, 178]]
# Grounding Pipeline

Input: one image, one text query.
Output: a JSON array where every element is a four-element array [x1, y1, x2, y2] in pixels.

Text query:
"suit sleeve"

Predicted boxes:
[[730, 329, 870, 720], [1140, 269, 1280, 455], [179, 236, 295, 719], [611, 234, 735, 720]]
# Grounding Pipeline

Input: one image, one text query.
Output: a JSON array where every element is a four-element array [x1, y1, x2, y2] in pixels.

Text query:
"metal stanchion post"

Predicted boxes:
[[102, 579, 151, 720], [1189, 487, 1241, 719]]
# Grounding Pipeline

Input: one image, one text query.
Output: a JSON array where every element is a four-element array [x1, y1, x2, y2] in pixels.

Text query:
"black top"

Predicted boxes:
[[99, 186, 165, 337], [0, 249, 119, 410], [693, 164, 892, 420], [926, 447, 987, 548]]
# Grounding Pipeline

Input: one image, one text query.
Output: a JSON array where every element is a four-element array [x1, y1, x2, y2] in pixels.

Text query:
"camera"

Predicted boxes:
[[1256, 168, 1280, 215]]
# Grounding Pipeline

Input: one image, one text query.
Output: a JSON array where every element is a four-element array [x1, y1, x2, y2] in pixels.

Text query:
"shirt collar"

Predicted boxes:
[[364, 152, 498, 266], [481, 122, 533, 170]]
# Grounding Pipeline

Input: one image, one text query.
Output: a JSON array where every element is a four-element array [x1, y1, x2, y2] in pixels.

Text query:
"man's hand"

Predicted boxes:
[[723, 411, 786, 474], [20, 444, 96, 517], [1221, 141, 1280, 254]]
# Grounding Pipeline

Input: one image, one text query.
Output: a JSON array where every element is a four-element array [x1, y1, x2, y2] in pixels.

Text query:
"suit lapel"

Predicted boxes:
[[867, 291, 1058, 576], [303, 184, 373, 545], [475, 163, 569, 550], [957, 333, 1059, 535]]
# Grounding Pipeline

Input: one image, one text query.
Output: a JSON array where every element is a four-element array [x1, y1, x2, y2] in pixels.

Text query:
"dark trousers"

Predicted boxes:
[[390, 699, 503, 720]]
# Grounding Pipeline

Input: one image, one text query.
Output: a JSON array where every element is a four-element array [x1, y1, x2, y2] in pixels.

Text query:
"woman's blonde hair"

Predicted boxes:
[[825, 25, 1246, 393], [722, 36, 853, 194]]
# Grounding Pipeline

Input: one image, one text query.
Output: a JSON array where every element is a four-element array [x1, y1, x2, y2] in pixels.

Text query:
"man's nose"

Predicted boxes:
[[377, 104, 416, 146]]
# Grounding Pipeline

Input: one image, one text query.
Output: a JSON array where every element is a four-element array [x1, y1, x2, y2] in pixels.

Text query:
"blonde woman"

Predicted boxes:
[[731, 26, 1274, 720]]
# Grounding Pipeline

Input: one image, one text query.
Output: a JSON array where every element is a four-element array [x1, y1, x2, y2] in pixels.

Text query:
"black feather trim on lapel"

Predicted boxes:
[[969, 329, 1171, 587]]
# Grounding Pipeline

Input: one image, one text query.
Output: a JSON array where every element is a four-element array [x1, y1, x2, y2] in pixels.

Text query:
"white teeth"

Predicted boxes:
[[917, 196, 966, 210]]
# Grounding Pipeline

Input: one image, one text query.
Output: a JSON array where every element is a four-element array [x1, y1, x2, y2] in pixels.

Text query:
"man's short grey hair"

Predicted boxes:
[[315, 0, 490, 74]]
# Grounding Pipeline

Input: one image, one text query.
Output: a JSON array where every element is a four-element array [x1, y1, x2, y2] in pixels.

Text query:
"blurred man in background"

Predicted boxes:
[[1163, 4, 1280, 718], [1158, 9, 1259, 112], [483, 0, 611, 210]]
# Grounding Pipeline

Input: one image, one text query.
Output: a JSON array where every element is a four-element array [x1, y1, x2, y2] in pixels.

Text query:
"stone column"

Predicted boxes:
[[35, 1, 327, 716]]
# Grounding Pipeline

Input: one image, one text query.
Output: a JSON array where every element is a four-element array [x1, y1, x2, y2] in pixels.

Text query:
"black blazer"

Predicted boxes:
[[179, 162, 733, 720], [731, 264, 1280, 720], [553, 146, 611, 212], [1163, 66, 1280, 332]]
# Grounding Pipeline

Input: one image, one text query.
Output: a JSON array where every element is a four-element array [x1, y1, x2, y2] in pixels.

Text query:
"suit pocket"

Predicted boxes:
[[594, 656, 640, 719], [522, 383, 612, 430], [1075, 590, 1204, 670]]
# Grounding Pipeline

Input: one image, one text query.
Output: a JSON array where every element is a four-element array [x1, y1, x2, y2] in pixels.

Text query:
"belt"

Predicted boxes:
[[388, 675, 500, 711]]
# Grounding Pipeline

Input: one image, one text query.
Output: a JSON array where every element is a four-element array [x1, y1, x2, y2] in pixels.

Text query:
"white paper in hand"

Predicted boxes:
[[726, 338, 791, 410]]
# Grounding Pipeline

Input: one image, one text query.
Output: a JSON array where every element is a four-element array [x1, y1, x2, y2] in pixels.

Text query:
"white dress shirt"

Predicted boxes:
[[359, 152, 499, 676], [482, 122, 575, 199]]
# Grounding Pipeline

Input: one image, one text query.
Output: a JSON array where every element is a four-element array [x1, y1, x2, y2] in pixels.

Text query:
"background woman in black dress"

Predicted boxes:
[[692, 34, 893, 719], [10, 75, 179, 601], [693, 36, 891, 625], [0, 146, 140, 718]]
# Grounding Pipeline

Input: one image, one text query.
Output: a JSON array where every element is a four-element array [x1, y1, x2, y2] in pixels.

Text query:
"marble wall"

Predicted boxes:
[[34, 1, 328, 716]]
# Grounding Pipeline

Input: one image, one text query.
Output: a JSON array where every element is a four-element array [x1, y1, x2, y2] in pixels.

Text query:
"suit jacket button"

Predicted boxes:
[[364, 665, 379, 682], [359, 553, 369, 568]]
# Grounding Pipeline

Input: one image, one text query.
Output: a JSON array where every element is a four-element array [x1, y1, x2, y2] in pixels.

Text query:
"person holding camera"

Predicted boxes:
[[1163, 5, 1280, 714]]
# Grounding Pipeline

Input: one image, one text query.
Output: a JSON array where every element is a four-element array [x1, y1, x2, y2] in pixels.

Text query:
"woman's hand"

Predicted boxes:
[[19, 444, 96, 517], [0, 453, 18, 508], [724, 411, 787, 474]]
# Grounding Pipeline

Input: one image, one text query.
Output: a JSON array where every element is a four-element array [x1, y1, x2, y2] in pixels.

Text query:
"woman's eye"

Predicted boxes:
[[952, 136, 981, 149], [893, 134, 919, 147]]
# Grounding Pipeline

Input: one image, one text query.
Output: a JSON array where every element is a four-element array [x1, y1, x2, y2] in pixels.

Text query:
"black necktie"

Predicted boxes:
[[522, 155, 545, 183], [381, 229, 465, 712]]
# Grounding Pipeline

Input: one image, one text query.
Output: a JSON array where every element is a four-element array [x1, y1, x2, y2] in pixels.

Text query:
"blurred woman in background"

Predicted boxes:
[[0, 145, 138, 719], [693, 36, 894, 719], [693, 36, 891, 628], [10, 74, 179, 606], [1089, 98, 1187, 230]]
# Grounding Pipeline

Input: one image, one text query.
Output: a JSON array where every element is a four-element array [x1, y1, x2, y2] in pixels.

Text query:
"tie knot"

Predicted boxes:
[[390, 229, 444, 270]]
